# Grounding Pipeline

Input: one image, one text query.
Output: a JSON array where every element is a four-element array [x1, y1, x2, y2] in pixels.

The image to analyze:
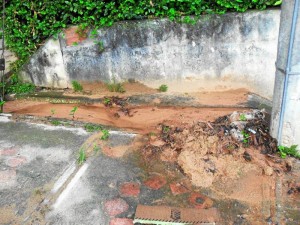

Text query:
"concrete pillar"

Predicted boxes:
[[271, 0, 300, 149]]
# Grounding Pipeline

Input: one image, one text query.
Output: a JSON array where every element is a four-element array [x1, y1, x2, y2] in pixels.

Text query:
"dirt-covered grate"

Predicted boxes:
[[134, 205, 219, 225]]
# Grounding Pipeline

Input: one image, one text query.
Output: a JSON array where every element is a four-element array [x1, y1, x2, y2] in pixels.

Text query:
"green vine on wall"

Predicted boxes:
[[2, 0, 281, 77]]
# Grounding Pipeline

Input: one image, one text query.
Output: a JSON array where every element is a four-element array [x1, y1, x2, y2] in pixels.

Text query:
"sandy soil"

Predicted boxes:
[[4, 82, 250, 134]]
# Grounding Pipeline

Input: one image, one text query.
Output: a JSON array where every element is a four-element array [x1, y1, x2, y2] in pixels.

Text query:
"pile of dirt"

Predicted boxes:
[[142, 110, 290, 188]]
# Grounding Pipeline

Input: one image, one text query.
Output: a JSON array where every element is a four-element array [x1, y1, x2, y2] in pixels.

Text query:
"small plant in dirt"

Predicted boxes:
[[239, 114, 247, 121], [158, 84, 168, 92], [71, 80, 83, 92], [50, 109, 56, 117], [162, 125, 170, 134], [148, 132, 157, 137], [84, 123, 103, 132], [241, 130, 250, 146], [100, 129, 110, 140], [278, 145, 300, 159], [78, 148, 86, 165], [106, 79, 125, 93], [51, 120, 61, 126], [72, 42, 79, 46], [103, 97, 111, 106], [69, 106, 78, 119]]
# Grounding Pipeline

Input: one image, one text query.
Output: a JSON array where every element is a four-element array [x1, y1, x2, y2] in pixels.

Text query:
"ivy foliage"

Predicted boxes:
[[3, 0, 281, 71]]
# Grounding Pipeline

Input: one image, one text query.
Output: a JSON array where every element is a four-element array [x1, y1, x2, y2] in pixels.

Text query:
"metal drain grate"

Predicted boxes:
[[133, 205, 219, 225]]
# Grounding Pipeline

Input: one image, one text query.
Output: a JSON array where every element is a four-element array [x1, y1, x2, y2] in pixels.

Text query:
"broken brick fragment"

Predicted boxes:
[[120, 182, 140, 197], [144, 175, 167, 190], [169, 182, 190, 195]]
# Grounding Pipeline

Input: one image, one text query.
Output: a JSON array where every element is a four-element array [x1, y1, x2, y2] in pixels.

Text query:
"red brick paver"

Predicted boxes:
[[104, 198, 129, 217], [110, 218, 133, 225], [6, 156, 27, 168], [0, 148, 17, 156], [120, 182, 140, 197], [144, 175, 167, 190]]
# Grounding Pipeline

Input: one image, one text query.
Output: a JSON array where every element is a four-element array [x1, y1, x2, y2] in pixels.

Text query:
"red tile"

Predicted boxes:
[[144, 175, 167, 190], [120, 182, 140, 197], [110, 218, 133, 225], [104, 198, 129, 217], [6, 156, 27, 168]]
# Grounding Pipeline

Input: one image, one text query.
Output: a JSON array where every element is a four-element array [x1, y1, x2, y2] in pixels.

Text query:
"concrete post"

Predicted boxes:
[[271, 0, 300, 149]]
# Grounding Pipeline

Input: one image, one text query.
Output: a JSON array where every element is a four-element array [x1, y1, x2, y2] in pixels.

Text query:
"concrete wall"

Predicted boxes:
[[21, 9, 280, 99]]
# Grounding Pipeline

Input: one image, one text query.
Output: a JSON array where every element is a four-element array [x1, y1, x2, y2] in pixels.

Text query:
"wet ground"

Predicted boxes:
[[0, 86, 299, 225]]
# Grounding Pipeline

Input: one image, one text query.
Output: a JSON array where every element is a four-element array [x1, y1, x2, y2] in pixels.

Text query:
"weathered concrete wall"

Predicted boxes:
[[21, 9, 280, 99]]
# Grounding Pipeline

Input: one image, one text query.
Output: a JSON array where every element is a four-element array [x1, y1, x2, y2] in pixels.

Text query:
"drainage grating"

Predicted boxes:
[[133, 205, 219, 225]]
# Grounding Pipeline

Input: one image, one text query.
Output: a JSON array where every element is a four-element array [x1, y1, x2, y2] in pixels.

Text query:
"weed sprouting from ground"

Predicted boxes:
[[69, 106, 78, 119], [106, 79, 125, 93], [72, 80, 83, 92], [101, 129, 110, 140], [51, 120, 61, 126], [158, 84, 168, 92], [241, 130, 250, 146], [103, 97, 111, 106], [84, 124, 103, 132], [239, 114, 247, 121], [278, 145, 300, 159], [78, 148, 86, 165], [50, 109, 56, 117]]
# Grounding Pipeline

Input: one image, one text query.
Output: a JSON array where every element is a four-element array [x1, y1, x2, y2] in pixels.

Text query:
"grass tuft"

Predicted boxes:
[[72, 80, 83, 92]]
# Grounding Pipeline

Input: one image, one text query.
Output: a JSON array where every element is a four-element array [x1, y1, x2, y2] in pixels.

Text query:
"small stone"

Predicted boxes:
[[144, 175, 167, 190], [104, 198, 129, 217], [110, 218, 133, 225], [120, 182, 140, 197], [243, 151, 252, 162], [264, 166, 273, 176]]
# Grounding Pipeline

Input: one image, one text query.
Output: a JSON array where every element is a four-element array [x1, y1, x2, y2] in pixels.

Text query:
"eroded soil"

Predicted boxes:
[[2, 83, 300, 224]]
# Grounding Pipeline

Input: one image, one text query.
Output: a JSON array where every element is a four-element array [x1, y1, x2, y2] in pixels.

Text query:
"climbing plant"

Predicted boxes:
[[2, 0, 281, 75]]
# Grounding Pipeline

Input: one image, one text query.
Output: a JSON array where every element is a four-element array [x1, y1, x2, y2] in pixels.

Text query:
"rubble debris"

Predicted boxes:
[[287, 182, 300, 195], [263, 166, 273, 176], [103, 96, 133, 117], [140, 109, 290, 188]]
